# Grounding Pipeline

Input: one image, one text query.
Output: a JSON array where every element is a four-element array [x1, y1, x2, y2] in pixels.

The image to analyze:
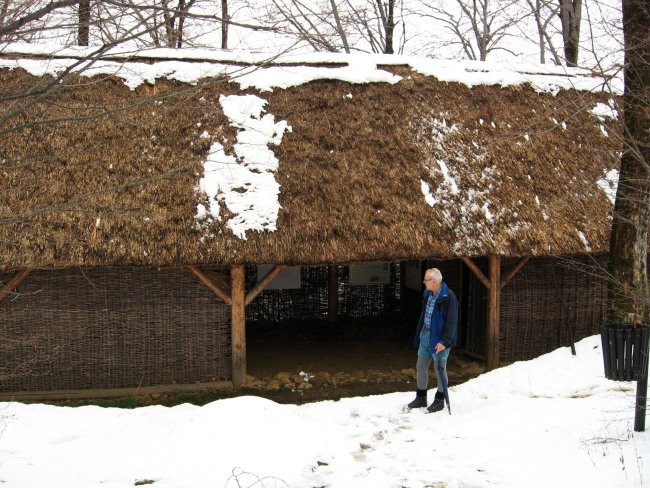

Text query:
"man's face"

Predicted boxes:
[[424, 276, 441, 293]]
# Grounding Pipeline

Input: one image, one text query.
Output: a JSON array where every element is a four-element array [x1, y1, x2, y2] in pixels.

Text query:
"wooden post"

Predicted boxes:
[[635, 371, 648, 432], [487, 255, 501, 371], [328, 265, 338, 323], [230, 265, 246, 387]]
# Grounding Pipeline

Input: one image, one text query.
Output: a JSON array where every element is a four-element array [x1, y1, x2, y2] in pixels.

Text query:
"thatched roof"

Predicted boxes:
[[0, 46, 622, 269]]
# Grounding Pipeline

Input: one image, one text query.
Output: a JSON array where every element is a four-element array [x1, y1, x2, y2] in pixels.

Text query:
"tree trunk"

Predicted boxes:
[[221, 0, 228, 49], [608, 0, 650, 324], [559, 0, 581, 66], [78, 0, 90, 46], [176, 0, 187, 48], [384, 0, 395, 54]]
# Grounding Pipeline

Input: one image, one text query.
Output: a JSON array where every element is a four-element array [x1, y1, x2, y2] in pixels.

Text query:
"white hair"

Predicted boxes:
[[425, 268, 442, 283]]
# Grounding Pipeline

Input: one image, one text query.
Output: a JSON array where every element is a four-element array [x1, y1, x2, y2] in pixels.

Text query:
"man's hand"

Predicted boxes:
[[434, 343, 446, 354]]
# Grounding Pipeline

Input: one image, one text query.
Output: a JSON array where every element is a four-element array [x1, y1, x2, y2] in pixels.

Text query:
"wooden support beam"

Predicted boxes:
[[0, 269, 32, 305], [187, 266, 232, 305], [500, 256, 530, 290], [487, 255, 501, 371], [328, 265, 338, 323], [245, 265, 285, 306], [461, 257, 490, 290], [230, 265, 246, 388]]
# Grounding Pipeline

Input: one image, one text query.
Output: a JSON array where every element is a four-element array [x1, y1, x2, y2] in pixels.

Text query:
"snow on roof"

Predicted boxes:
[[0, 42, 622, 94]]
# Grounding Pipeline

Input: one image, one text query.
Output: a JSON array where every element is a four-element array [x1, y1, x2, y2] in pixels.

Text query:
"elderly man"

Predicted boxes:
[[407, 267, 459, 413]]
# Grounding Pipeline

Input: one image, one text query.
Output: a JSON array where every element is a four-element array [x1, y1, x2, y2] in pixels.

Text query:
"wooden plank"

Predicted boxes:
[[461, 257, 490, 290], [0, 269, 32, 305], [487, 255, 501, 371], [231, 265, 246, 388], [244, 265, 285, 306], [187, 266, 232, 305], [500, 256, 530, 290], [0, 381, 233, 401], [328, 265, 338, 323]]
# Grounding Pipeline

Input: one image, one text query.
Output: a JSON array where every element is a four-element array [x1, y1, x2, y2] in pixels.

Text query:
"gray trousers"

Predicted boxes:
[[416, 355, 448, 392]]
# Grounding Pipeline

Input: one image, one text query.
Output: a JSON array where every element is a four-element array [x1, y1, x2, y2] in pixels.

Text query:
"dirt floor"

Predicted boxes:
[[245, 338, 486, 404]]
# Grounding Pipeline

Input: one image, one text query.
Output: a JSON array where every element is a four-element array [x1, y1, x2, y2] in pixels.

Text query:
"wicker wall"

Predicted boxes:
[[499, 256, 608, 363], [0, 268, 230, 392], [419, 256, 608, 363]]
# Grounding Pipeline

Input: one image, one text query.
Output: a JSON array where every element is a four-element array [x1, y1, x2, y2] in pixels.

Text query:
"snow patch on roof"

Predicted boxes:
[[590, 101, 619, 121], [196, 94, 291, 239], [420, 179, 437, 207], [437, 159, 460, 195], [597, 168, 619, 205], [577, 231, 592, 252]]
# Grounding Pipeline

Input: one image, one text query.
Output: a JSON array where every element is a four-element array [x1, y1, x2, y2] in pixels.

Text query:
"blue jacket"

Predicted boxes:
[[413, 282, 459, 351]]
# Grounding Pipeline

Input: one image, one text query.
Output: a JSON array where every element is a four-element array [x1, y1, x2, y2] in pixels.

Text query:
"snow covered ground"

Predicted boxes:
[[0, 335, 647, 488]]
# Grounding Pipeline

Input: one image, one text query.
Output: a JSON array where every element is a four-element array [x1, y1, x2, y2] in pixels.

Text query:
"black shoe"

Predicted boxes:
[[426, 391, 445, 413], [407, 389, 427, 409]]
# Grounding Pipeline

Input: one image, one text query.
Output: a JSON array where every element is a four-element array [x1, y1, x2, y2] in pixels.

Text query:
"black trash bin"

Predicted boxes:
[[601, 324, 650, 381]]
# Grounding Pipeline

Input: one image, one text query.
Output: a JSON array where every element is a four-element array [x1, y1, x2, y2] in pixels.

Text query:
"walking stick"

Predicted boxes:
[[436, 352, 451, 415]]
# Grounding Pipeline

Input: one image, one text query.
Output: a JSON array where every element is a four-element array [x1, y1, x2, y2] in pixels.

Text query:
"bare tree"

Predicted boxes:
[[0, 0, 256, 50], [92, 0, 205, 48], [558, 0, 582, 66], [247, 0, 405, 54], [343, 0, 402, 54], [523, 0, 562, 64], [77, 0, 90, 45], [221, 0, 228, 48], [0, 0, 81, 43], [252, 0, 351, 53], [413, 0, 526, 61]]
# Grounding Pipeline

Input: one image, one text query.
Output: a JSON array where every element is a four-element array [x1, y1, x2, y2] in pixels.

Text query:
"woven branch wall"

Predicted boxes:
[[420, 257, 608, 363], [0, 268, 230, 392], [462, 257, 489, 359], [500, 256, 609, 363]]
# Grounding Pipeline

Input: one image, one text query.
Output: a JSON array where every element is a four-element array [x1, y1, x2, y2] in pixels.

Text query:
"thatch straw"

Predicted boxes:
[[0, 62, 621, 270]]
